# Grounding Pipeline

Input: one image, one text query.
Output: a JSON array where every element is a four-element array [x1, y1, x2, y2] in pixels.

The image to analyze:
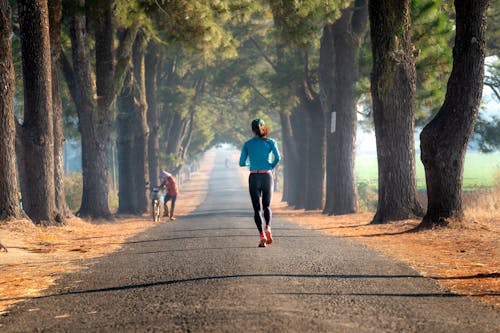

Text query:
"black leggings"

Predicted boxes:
[[248, 173, 273, 233]]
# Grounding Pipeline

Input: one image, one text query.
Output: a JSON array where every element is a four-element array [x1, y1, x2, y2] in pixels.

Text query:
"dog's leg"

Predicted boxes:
[[0, 242, 7, 253]]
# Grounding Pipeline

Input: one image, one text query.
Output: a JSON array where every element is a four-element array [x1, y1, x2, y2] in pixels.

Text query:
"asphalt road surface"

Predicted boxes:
[[1, 148, 499, 332]]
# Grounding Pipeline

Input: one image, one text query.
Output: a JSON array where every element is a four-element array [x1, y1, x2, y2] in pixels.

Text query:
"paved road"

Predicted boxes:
[[1, 149, 499, 332]]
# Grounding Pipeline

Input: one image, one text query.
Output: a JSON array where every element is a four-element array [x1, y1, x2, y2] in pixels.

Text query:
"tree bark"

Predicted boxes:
[[296, 52, 325, 211], [322, 0, 368, 215], [288, 107, 308, 208], [131, 32, 149, 214], [117, 71, 136, 214], [303, 98, 325, 210], [65, 0, 138, 219], [369, 0, 423, 223], [419, 0, 489, 228], [17, 0, 61, 225], [146, 42, 161, 186], [49, 0, 70, 218], [320, 25, 336, 215], [0, 0, 24, 220], [279, 112, 294, 203]]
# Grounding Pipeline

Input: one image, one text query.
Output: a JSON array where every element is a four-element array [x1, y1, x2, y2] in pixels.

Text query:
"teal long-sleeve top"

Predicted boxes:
[[239, 136, 281, 171]]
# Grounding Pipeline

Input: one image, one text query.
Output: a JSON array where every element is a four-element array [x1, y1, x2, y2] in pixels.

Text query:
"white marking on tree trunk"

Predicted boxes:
[[330, 112, 336, 133]]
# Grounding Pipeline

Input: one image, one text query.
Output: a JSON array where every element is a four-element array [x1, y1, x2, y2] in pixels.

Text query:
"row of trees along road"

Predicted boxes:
[[0, 0, 496, 229]]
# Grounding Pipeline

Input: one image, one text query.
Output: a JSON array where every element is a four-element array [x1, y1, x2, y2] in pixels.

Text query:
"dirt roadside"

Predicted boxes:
[[0, 151, 216, 314], [273, 203, 499, 308]]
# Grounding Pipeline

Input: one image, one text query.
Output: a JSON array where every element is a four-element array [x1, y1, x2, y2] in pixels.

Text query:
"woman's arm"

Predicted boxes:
[[239, 143, 249, 167], [271, 140, 281, 169]]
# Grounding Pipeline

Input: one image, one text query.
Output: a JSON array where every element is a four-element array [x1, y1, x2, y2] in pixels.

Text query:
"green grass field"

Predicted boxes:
[[356, 151, 500, 191]]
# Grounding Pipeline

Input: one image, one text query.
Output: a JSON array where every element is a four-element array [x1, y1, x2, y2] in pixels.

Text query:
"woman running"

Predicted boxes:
[[239, 119, 281, 247]]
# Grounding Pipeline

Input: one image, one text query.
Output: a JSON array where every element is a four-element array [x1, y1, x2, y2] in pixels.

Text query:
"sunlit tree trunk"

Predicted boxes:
[[17, 0, 61, 225], [0, 0, 24, 220], [419, 0, 489, 228], [369, 0, 423, 223]]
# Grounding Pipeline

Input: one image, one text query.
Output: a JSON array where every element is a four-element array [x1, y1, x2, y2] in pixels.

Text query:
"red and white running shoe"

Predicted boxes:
[[265, 226, 273, 245], [258, 233, 267, 247]]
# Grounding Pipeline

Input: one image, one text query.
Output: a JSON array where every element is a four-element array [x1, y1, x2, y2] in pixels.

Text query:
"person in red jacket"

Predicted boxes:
[[159, 170, 178, 220]]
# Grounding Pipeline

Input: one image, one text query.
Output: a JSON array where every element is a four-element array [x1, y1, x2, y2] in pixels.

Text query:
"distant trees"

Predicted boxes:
[[419, 0, 490, 228]]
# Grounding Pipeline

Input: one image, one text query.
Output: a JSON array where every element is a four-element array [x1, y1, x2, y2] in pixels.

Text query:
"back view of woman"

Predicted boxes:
[[239, 119, 281, 247]]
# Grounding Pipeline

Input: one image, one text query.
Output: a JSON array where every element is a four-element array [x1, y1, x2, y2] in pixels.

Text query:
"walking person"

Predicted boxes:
[[159, 170, 178, 221], [239, 119, 281, 247]]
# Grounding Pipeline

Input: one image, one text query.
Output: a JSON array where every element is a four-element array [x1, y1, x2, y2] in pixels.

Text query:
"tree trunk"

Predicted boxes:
[[17, 0, 61, 225], [131, 32, 149, 214], [66, 1, 102, 218], [320, 25, 336, 215], [296, 50, 326, 211], [0, 0, 24, 220], [419, 0, 489, 228], [65, 0, 138, 219], [322, 0, 368, 215], [369, 0, 423, 223], [78, 0, 115, 218], [49, 0, 70, 217], [279, 112, 294, 203], [289, 108, 308, 208], [146, 42, 161, 186], [303, 98, 325, 210], [165, 112, 185, 158], [181, 75, 206, 161], [117, 72, 136, 214]]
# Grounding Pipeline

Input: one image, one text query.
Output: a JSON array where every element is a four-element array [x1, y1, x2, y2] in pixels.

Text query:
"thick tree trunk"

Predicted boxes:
[[146, 42, 161, 186], [65, 0, 138, 219], [419, 0, 489, 228], [131, 32, 149, 214], [296, 51, 325, 210], [78, 1, 115, 218], [49, 0, 70, 217], [18, 0, 61, 225], [66, 2, 103, 218], [369, 0, 423, 223], [0, 0, 24, 220], [322, 0, 368, 215]]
